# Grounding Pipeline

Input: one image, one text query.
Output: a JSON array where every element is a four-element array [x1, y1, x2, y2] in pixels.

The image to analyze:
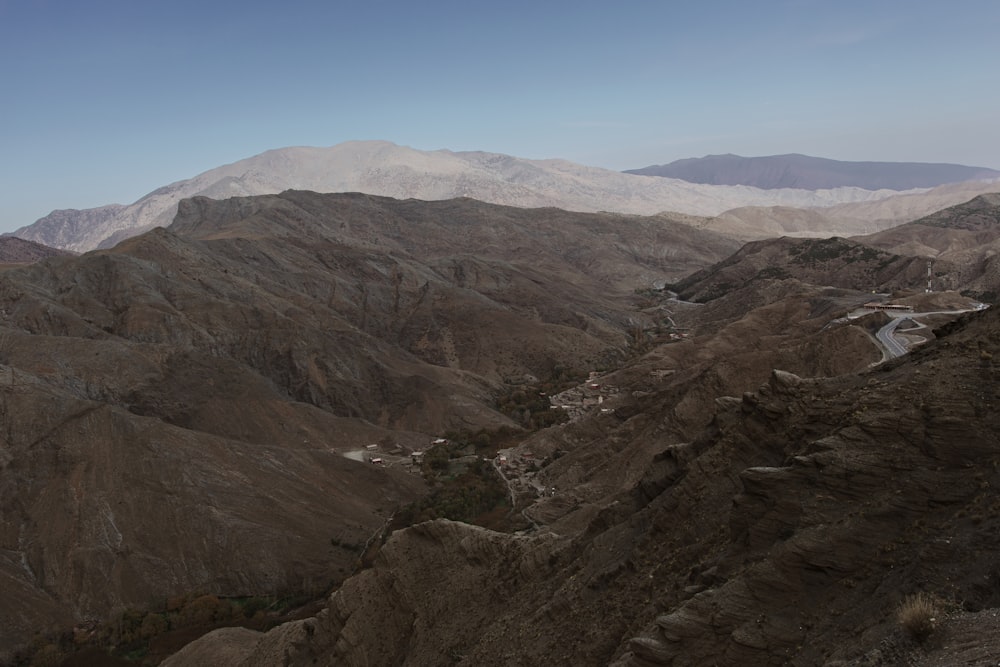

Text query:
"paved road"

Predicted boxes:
[[875, 317, 909, 358], [873, 305, 987, 360]]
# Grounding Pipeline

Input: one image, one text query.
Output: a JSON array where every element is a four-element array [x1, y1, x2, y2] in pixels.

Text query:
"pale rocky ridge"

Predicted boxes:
[[671, 193, 1000, 304], [14, 141, 931, 253], [854, 193, 1000, 297], [700, 179, 1000, 241]]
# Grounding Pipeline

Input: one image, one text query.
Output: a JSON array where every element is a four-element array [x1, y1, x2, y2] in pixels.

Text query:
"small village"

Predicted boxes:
[[547, 371, 621, 421], [339, 372, 622, 527], [341, 438, 445, 471]]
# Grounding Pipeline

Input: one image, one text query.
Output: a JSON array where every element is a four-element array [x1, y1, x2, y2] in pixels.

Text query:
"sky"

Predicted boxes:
[[1, 0, 999, 233]]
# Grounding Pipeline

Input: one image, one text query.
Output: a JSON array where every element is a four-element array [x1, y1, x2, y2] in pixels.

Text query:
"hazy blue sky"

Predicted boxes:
[[2, 0, 999, 232]]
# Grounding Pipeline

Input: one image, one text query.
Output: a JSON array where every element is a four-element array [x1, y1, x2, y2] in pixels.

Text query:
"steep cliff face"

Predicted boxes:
[[179, 305, 1000, 666]]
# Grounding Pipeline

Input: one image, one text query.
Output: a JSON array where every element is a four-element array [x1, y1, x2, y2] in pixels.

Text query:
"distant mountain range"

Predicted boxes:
[[19, 142, 1000, 253], [671, 193, 1000, 303], [625, 153, 1000, 190]]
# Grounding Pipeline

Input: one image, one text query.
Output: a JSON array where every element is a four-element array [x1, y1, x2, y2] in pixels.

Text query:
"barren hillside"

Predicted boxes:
[[168, 260, 1000, 667], [0, 236, 73, 265], [670, 235, 932, 303], [0, 193, 737, 657], [9, 190, 1000, 666], [855, 193, 1000, 298]]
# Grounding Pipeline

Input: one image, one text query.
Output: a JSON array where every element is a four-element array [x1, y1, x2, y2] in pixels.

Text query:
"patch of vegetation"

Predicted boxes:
[[329, 536, 365, 551], [897, 592, 938, 642], [962, 289, 998, 304], [854, 245, 883, 263], [789, 237, 855, 265], [921, 204, 1000, 230], [393, 372, 580, 535], [392, 464, 509, 529], [381, 428, 518, 534], [875, 253, 900, 270], [633, 287, 662, 297], [787, 238, 897, 272], [496, 371, 580, 430], [755, 265, 791, 280], [632, 286, 672, 311], [694, 281, 735, 302], [10, 590, 329, 667]]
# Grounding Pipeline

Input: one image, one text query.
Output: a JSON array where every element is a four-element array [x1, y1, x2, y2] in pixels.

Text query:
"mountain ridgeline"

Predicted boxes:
[[15, 141, 1000, 253]]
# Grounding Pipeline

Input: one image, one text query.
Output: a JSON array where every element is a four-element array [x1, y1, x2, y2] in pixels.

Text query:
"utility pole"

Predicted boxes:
[[926, 259, 933, 293]]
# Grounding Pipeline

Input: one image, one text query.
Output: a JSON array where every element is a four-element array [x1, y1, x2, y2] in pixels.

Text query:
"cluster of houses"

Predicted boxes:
[[548, 372, 620, 421], [362, 437, 449, 469]]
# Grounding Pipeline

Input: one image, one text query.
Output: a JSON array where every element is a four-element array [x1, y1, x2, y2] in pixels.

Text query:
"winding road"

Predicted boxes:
[[875, 317, 910, 358], [873, 304, 987, 360]]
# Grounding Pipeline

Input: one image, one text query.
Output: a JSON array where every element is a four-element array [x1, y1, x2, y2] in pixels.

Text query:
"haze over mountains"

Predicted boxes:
[[626, 153, 1000, 190], [14, 141, 1000, 253]]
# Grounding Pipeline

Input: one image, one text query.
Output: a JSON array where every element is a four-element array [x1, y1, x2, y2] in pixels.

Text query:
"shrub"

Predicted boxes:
[[240, 596, 273, 619], [178, 594, 225, 626], [139, 612, 168, 639], [898, 592, 937, 641]]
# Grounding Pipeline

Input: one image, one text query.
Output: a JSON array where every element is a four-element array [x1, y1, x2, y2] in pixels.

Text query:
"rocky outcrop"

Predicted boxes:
[[165, 520, 564, 666], [612, 325, 1000, 665]]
